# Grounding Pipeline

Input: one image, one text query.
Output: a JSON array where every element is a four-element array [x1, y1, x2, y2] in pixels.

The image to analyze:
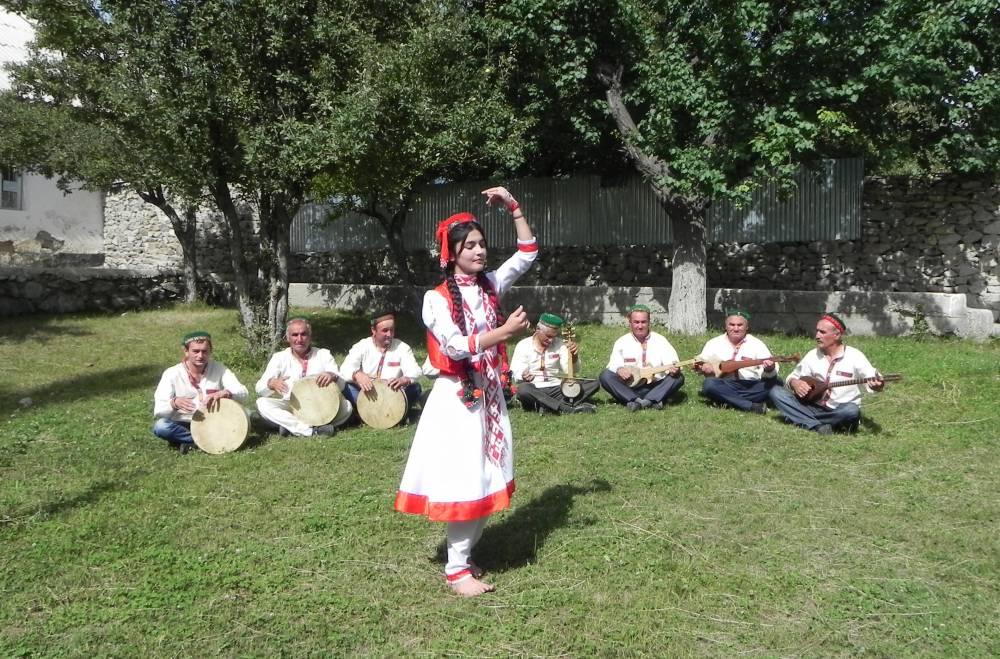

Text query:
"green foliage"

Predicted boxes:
[[1, 308, 999, 655]]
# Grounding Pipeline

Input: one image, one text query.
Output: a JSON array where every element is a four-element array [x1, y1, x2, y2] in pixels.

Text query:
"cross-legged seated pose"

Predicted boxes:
[[153, 331, 248, 453], [394, 186, 536, 597], [694, 310, 779, 414], [341, 311, 423, 421], [769, 313, 885, 435], [511, 313, 598, 414], [254, 317, 348, 437], [599, 305, 684, 411]]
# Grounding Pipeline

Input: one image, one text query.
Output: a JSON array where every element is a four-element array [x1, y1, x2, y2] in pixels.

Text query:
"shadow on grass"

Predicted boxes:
[[0, 364, 163, 413], [0, 313, 96, 344], [2, 470, 149, 526], [290, 311, 425, 356], [433, 478, 612, 574]]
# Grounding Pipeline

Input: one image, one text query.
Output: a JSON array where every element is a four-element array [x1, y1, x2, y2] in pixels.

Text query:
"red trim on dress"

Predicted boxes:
[[394, 480, 516, 521], [517, 242, 538, 253], [467, 334, 478, 353]]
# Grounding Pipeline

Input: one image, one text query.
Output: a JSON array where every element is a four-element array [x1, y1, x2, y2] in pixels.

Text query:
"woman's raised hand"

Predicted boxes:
[[481, 186, 519, 212]]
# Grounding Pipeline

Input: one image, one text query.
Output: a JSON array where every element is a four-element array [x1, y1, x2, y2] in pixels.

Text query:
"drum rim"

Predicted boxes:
[[191, 397, 249, 454], [290, 375, 345, 427]]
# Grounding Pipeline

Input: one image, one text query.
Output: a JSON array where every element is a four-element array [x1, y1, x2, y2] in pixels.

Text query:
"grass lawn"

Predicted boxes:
[[1, 304, 998, 657]]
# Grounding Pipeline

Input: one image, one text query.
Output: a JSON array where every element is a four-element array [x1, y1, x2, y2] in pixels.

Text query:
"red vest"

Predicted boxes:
[[426, 282, 470, 377]]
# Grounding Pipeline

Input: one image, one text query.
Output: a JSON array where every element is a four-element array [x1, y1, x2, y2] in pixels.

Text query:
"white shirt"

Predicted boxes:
[[510, 335, 579, 388], [605, 331, 679, 381], [153, 361, 248, 422], [254, 347, 345, 400], [698, 333, 777, 380], [423, 239, 538, 363], [341, 337, 422, 382], [787, 345, 879, 409]]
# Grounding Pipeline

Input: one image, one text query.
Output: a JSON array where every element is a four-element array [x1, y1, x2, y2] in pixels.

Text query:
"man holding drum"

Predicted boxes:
[[153, 331, 249, 453], [255, 317, 348, 437], [341, 311, 423, 422], [511, 312, 598, 414]]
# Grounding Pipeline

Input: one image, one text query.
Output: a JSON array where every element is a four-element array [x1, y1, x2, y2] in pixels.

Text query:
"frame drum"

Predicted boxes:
[[356, 380, 408, 429], [191, 398, 250, 454], [290, 376, 348, 427]]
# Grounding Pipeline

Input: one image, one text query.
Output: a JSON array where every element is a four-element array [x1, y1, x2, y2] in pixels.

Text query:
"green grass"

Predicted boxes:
[[1, 305, 998, 657]]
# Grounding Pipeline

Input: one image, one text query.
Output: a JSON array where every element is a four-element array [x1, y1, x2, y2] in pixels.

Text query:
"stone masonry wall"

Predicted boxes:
[[101, 175, 1000, 321], [0, 267, 185, 316]]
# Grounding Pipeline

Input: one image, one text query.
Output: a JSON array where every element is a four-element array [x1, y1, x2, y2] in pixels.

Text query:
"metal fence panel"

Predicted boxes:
[[290, 158, 863, 252]]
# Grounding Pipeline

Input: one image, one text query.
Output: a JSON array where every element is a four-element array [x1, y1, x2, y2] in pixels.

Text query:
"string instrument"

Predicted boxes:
[[697, 353, 800, 377], [624, 358, 699, 388], [559, 321, 587, 400], [796, 373, 903, 403]]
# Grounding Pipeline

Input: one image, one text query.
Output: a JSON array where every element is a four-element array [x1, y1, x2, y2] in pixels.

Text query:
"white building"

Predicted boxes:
[[1, 8, 104, 261]]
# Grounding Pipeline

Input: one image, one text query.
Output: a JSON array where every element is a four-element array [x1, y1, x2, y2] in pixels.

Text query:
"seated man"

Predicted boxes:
[[694, 309, 778, 414], [511, 312, 598, 414], [341, 311, 422, 418], [153, 330, 248, 453], [599, 304, 684, 411], [255, 317, 347, 437], [769, 313, 885, 435]]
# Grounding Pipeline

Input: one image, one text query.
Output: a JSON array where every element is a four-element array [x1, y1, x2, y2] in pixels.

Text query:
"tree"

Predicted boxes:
[[483, 0, 999, 333], [0, 90, 205, 303], [310, 4, 529, 311], [2, 0, 423, 352]]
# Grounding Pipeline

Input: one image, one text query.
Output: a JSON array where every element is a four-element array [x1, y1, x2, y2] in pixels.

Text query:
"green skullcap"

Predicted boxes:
[[628, 304, 651, 315], [725, 308, 751, 321], [537, 313, 564, 328], [181, 330, 212, 346]]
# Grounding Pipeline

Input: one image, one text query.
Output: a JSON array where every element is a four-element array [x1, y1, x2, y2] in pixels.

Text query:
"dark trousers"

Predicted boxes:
[[768, 386, 861, 431], [702, 377, 778, 411], [152, 418, 193, 445], [516, 380, 600, 413], [599, 368, 684, 405]]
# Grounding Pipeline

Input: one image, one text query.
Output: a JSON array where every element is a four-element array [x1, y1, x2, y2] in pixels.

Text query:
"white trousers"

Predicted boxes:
[[256, 397, 314, 436], [445, 517, 488, 581]]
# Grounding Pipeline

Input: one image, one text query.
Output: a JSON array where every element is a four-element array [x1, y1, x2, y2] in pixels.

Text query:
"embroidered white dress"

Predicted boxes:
[[395, 241, 537, 521]]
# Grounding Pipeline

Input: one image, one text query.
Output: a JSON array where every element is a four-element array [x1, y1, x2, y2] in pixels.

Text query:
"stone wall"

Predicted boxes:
[[103, 190, 257, 276], [290, 176, 1000, 321], [99, 175, 1000, 324], [0, 267, 185, 316]]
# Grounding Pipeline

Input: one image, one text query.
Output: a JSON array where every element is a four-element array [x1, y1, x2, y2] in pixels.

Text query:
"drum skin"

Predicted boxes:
[[356, 380, 407, 429], [290, 376, 345, 426], [191, 398, 249, 454]]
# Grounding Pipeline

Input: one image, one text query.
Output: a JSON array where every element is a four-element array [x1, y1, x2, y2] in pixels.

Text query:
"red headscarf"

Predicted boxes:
[[435, 212, 476, 269]]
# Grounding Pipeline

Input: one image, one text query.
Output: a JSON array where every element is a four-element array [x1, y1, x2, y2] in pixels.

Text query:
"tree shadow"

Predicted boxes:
[[432, 478, 612, 574], [0, 364, 162, 414], [0, 312, 95, 344], [290, 310, 425, 357], [2, 470, 149, 524]]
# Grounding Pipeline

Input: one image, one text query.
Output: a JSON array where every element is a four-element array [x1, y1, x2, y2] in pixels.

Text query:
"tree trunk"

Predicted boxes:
[[598, 62, 708, 333], [138, 186, 198, 303], [210, 180, 257, 330], [362, 197, 422, 315], [664, 200, 707, 334], [267, 198, 291, 354]]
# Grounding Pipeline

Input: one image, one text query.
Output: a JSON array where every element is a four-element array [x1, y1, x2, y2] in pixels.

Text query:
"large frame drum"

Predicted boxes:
[[356, 380, 408, 429], [290, 376, 351, 427], [191, 398, 250, 454]]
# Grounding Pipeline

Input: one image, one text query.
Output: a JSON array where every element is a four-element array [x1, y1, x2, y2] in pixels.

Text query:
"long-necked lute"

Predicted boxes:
[[796, 373, 902, 403], [624, 358, 699, 388], [697, 353, 800, 377]]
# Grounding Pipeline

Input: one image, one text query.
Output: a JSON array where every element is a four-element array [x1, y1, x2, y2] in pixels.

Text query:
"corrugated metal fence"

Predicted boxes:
[[291, 158, 863, 252]]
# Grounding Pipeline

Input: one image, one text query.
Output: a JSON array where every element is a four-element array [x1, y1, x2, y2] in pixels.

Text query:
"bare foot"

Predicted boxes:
[[449, 575, 495, 597], [469, 561, 485, 578]]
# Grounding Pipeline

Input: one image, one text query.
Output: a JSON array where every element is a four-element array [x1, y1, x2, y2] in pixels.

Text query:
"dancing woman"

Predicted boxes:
[[394, 186, 536, 596]]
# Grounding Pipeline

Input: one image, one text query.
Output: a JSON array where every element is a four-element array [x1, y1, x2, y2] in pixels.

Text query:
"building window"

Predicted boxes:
[[2, 167, 23, 210]]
